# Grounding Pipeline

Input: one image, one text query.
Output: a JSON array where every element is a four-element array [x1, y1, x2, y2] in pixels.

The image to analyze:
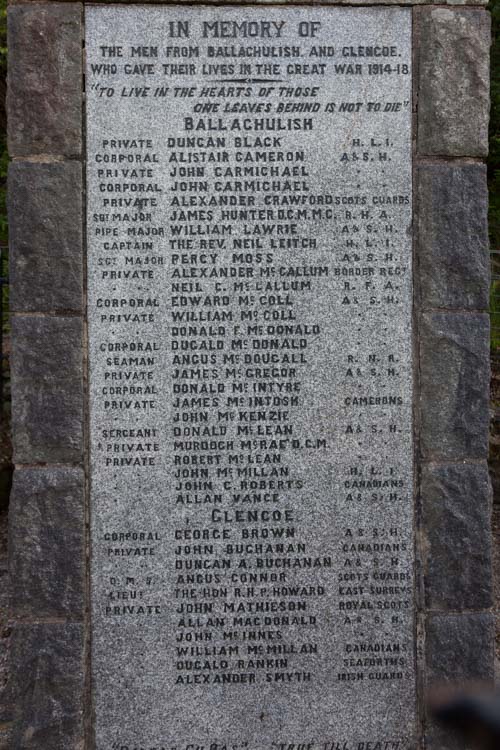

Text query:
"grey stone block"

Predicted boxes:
[[426, 613, 494, 684], [9, 162, 83, 313], [9, 624, 84, 750], [420, 312, 490, 460], [417, 8, 490, 156], [8, 4, 82, 157], [11, 316, 83, 464], [425, 613, 495, 749], [9, 467, 84, 619], [425, 611, 494, 749], [421, 462, 492, 611], [417, 164, 489, 310]]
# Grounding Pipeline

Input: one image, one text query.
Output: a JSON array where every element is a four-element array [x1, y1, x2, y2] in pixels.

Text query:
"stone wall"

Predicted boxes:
[[3, 1, 494, 748], [4, 5, 85, 747], [414, 9, 493, 745]]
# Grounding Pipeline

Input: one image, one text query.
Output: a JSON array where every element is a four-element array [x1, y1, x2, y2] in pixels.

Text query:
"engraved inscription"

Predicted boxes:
[[86, 7, 415, 750]]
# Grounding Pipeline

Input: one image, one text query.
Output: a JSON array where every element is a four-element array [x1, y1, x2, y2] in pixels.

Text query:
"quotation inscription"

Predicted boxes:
[[86, 7, 415, 750]]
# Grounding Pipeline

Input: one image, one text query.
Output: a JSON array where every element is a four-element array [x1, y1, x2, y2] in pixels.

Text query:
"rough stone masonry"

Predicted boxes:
[[2, 1, 493, 749]]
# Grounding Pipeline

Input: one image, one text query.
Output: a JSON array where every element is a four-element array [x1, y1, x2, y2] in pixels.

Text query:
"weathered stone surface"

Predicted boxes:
[[417, 8, 490, 156], [417, 165, 489, 310], [8, 624, 84, 750], [9, 163, 83, 313], [426, 613, 494, 683], [10, 316, 83, 464], [7, 4, 82, 157], [421, 462, 492, 610], [425, 611, 495, 747], [9, 467, 84, 618], [420, 312, 490, 460]]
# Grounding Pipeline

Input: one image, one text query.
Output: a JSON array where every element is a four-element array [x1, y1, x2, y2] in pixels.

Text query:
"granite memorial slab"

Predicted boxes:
[[86, 6, 415, 749]]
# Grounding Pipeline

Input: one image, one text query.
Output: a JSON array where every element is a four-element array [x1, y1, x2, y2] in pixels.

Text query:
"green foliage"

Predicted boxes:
[[491, 281, 500, 352]]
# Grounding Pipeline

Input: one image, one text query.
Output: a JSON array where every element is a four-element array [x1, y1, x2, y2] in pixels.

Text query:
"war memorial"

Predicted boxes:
[[3, 1, 494, 748]]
